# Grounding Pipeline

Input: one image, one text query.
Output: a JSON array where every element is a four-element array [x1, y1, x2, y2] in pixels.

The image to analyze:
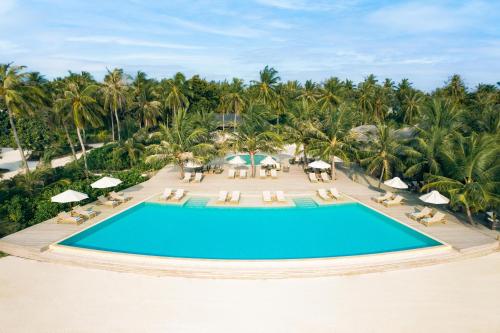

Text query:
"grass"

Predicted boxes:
[[0, 251, 8, 258]]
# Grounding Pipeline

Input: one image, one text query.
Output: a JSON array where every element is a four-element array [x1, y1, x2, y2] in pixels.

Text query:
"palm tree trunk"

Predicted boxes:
[[7, 108, 29, 175], [331, 158, 336, 180], [378, 165, 385, 188], [63, 122, 77, 161], [222, 112, 225, 131], [465, 205, 475, 225], [302, 143, 308, 170], [114, 106, 121, 141], [250, 151, 255, 177], [110, 109, 115, 141], [233, 112, 237, 133], [76, 127, 89, 177]]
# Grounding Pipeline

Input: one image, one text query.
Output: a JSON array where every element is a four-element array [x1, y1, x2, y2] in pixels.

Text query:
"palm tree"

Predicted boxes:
[[422, 134, 499, 225], [101, 68, 129, 141], [114, 138, 144, 168], [50, 82, 78, 161], [283, 103, 316, 168], [318, 78, 342, 113], [402, 90, 424, 125], [220, 79, 246, 131], [251, 65, 280, 106], [228, 106, 282, 177], [0, 64, 44, 175], [308, 103, 356, 179], [360, 124, 408, 187], [56, 81, 102, 175], [297, 80, 319, 108], [157, 74, 190, 126], [146, 109, 214, 178]]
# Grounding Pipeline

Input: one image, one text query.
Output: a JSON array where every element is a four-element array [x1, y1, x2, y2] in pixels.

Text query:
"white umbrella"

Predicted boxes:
[[384, 177, 408, 189], [91, 176, 122, 189], [308, 160, 330, 169], [185, 161, 201, 168], [51, 190, 89, 203], [419, 190, 449, 205], [333, 156, 343, 163], [228, 155, 246, 165], [260, 155, 278, 166]]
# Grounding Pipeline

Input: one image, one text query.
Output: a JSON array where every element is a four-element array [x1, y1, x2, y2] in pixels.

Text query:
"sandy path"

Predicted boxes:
[[0, 253, 498, 333]]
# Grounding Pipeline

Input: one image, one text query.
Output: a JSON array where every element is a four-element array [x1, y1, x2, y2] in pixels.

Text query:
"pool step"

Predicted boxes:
[[293, 197, 318, 208], [183, 197, 210, 208]]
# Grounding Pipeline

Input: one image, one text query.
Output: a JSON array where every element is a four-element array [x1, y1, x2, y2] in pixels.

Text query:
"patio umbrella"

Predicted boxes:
[[51, 189, 89, 203], [228, 155, 246, 166], [384, 177, 408, 189], [91, 176, 122, 189], [333, 156, 343, 163], [419, 190, 449, 205], [308, 160, 330, 169], [260, 155, 278, 166]]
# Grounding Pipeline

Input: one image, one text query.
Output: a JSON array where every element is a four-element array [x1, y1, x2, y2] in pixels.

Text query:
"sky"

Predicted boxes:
[[0, 0, 499, 90]]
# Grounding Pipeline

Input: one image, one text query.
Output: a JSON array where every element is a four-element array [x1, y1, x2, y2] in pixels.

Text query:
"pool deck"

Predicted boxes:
[[0, 164, 498, 278]]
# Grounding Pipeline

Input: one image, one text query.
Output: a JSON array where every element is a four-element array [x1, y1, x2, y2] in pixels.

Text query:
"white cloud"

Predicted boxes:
[[165, 16, 264, 38], [65, 36, 202, 50], [255, 0, 356, 11], [0, 0, 16, 15], [0, 40, 25, 53]]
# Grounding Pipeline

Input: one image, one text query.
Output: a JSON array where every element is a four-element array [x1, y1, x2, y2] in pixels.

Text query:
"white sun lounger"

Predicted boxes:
[[263, 191, 273, 203], [329, 188, 342, 200], [161, 188, 173, 200], [239, 169, 247, 179], [372, 192, 394, 203], [382, 195, 404, 207], [172, 189, 185, 201], [409, 207, 432, 220], [57, 211, 84, 225], [72, 205, 97, 219], [193, 172, 203, 182], [182, 172, 192, 183], [317, 189, 332, 201], [309, 173, 318, 183], [109, 191, 132, 202], [217, 190, 228, 203], [228, 169, 236, 178], [229, 191, 240, 204], [98, 195, 119, 207], [420, 212, 446, 226], [260, 168, 267, 179], [321, 172, 330, 182], [276, 191, 286, 203], [270, 169, 278, 179]]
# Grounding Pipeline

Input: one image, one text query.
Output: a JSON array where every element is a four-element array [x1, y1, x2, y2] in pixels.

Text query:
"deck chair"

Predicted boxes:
[[321, 172, 330, 182], [228, 169, 236, 178], [420, 212, 446, 226], [229, 191, 240, 204], [409, 207, 432, 220], [239, 169, 247, 179], [308, 173, 318, 183], [109, 191, 132, 202], [329, 188, 342, 200], [172, 189, 185, 201], [161, 188, 173, 200], [182, 172, 192, 183], [270, 169, 278, 179], [98, 195, 119, 207], [193, 172, 203, 183], [382, 195, 404, 207], [57, 211, 83, 225], [317, 189, 332, 201], [72, 205, 97, 219], [262, 191, 273, 203], [259, 168, 267, 179], [372, 192, 394, 203], [276, 191, 286, 203], [217, 190, 228, 203]]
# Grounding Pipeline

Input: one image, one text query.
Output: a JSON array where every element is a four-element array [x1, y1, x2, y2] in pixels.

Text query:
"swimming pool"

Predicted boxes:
[[59, 202, 441, 260], [226, 154, 272, 165]]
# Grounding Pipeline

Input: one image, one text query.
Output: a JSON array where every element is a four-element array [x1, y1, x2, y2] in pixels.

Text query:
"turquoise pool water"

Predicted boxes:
[[226, 154, 271, 165], [60, 202, 441, 260]]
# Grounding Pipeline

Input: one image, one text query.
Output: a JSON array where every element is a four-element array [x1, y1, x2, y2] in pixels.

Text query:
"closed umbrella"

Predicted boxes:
[[228, 155, 246, 165], [419, 190, 449, 205], [91, 176, 122, 189], [308, 160, 330, 169], [384, 177, 408, 189], [51, 190, 89, 203], [260, 155, 278, 166]]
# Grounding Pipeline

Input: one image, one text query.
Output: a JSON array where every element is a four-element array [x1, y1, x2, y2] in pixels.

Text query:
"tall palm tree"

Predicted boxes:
[[283, 103, 316, 168], [56, 81, 102, 175], [318, 78, 342, 113], [297, 80, 319, 108], [422, 134, 499, 225], [220, 79, 246, 131], [360, 124, 408, 187], [101, 68, 129, 141], [308, 103, 356, 179], [402, 90, 424, 125], [157, 74, 190, 126], [50, 81, 78, 161], [114, 138, 144, 168], [0, 64, 44, 175], [251, 65, 280, 106]]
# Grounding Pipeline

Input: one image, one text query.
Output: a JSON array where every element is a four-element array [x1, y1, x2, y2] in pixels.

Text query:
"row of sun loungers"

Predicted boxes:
[[317, 188, 342, 201], [260, 169, 278, 179], [228, 169, 248, 179], [182, 172, 204, 183], [371, 192, 404, 207], [308, 172, 330, 183], [161, 188, 186, 201], [263, 190, 286, 203], [217, 190, 240, 204]]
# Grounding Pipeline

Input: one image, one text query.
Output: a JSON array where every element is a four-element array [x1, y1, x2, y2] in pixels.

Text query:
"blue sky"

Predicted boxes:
[[0, 0, 499, 90]]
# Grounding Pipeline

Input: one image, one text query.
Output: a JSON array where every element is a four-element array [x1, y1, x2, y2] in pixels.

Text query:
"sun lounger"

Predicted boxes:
[[309, 173, 318, 183], [270, 169, 278, 179], [329, 188, 342, 200], [317, 189, 333, 201], [172, 189, 185, 201], [109, 191, 132, 202], [382, 195, 404, 207], [263, 191, 273, 203], [276, 191, 286, 203], [182, 172, 192, 183], [193, 172, 203, 182], [229, 191, 240, 204], [372, 192, 394, 203], [321, 172, 330, 182], [239, 169, 247, 179], [98, 195, 119, 207], [161, 188, 173, 200], [228, 169, 236, 178], [72, 205, 97, 219], [57, 211, 83, 225], [409, 207, 432, 220], [217, 190, 228, 203], [259, 168, 267, 179], [420, 212, 446, 226]]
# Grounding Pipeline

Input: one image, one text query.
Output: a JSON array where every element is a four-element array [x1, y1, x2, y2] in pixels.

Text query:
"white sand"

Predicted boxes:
[[0, 253, 499, 333]]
